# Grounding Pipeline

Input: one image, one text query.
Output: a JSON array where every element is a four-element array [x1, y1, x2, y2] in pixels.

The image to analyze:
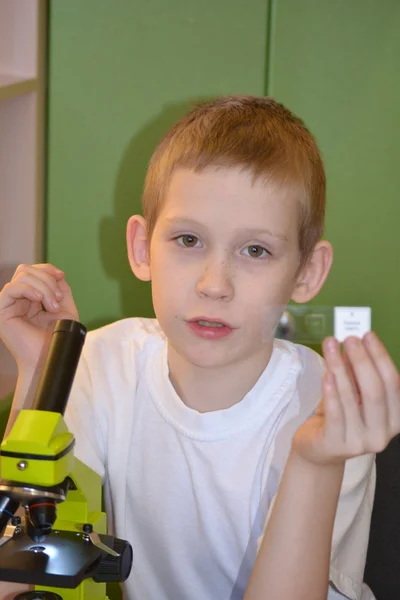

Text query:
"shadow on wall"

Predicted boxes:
[[93, 99, 205, 331]]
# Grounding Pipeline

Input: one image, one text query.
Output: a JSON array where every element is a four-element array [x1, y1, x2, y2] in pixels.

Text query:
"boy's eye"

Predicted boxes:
[[176, 234, 200, 247], [243, 245, 269, 258]]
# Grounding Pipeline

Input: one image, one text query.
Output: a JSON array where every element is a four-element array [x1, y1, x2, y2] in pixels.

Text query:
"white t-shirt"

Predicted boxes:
[[65, 318, 376, 600]]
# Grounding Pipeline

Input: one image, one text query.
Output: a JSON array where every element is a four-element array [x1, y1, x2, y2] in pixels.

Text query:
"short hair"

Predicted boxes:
[[142, 95, 326, 266]]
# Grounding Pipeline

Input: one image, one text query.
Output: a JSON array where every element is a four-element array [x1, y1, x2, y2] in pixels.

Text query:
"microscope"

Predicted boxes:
[[0, 320, 133, 600]]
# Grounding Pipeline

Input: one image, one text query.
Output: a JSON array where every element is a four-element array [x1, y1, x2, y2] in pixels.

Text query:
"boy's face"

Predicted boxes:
[[147, 166, 307, 369]]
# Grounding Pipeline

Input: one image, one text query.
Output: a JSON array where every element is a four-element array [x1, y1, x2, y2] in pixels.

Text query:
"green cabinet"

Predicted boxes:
[[46, 1, 400, 365]]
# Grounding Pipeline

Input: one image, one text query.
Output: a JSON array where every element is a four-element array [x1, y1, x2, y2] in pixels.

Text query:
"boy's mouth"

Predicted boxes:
[[197, 319, 224, 328], [186, 317, 234, 340], [188, 317, 232, 328]]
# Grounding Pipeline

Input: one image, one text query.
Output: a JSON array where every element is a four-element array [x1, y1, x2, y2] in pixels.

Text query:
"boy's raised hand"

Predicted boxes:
[[293, 333, 400, 466], [0, 264, 79, 372]]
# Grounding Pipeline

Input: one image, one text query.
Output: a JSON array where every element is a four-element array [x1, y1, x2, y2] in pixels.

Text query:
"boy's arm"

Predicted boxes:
[[3, 368, 41, 438], [257, 447, 375, 600], [0, 582, 32, 600], [245, 333, 400, 600], [245, 450, 344, 600]]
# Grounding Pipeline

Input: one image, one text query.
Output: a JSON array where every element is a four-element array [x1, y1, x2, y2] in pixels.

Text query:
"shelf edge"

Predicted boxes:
[[0, 78, 38, 102]]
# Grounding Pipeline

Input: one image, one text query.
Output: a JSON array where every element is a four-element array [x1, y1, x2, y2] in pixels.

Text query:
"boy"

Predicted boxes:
[[1, 96, 399, 599]]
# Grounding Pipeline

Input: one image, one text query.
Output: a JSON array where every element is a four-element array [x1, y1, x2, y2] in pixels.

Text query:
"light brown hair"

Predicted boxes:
[[142, 95, 326, 266]]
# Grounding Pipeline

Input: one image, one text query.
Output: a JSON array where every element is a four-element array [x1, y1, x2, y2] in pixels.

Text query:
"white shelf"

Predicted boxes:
[[0, 0, 38, 78], [0, 0, 46, 400], [0, 93, 38, 268]]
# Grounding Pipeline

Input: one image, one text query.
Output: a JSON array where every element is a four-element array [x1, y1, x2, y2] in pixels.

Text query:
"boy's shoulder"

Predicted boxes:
[[273, 338, 324, 380], [271, 338, 325, 417], [292, 340, 325, 375], [83, 317, 166, 362], [263, 341, 326, 483]]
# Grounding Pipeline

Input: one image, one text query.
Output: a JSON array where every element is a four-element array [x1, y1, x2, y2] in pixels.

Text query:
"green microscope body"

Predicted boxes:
[[0, 321, 132, 600]]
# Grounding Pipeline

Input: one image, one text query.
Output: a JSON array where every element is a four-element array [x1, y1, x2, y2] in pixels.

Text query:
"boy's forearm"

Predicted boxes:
[[3, 368, 39, 439], [0, 582, 31, 600], [244, 450, 344, 600]]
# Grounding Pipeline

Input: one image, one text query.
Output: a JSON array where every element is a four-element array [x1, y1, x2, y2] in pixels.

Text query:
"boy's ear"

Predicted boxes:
[[126, 215, 151, 281], [291, 240, 333, 303]]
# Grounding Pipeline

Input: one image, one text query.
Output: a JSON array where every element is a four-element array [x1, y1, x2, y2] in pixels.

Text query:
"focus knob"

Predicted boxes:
[[93, 535, 133, 583]]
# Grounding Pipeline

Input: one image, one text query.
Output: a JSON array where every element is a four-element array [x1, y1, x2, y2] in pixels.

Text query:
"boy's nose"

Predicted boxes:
[[196, 259, 234, 301]]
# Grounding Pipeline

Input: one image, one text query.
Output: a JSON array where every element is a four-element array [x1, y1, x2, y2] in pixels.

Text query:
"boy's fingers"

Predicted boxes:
[[344, 336, 389, 453], [12, 265, 64, 302], [0, 282, 42, 313], [364, 332, 400, 437], [10, 272, 61, 313], [57, 278, 79, 319], [38, 309, 80, 329], [342, 349, 361, 399], [323, 372, 345, 447], [322, 338, 363, 445], [14, 263, 64, 280], [4, 265, 79, 325], [323, 338, 356, 401]]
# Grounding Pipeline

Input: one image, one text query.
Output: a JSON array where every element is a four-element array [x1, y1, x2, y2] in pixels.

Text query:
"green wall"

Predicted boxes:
[[47, 1, 400, 365], [46, 0, 268, 329]]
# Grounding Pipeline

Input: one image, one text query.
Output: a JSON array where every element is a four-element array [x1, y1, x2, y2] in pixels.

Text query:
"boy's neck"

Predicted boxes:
[[167, 343, 274, 413]]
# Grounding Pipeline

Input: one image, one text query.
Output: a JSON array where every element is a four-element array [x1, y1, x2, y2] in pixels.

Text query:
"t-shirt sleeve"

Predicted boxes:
[[328, 453, 376, 599], [64, 350, 107, 479]]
